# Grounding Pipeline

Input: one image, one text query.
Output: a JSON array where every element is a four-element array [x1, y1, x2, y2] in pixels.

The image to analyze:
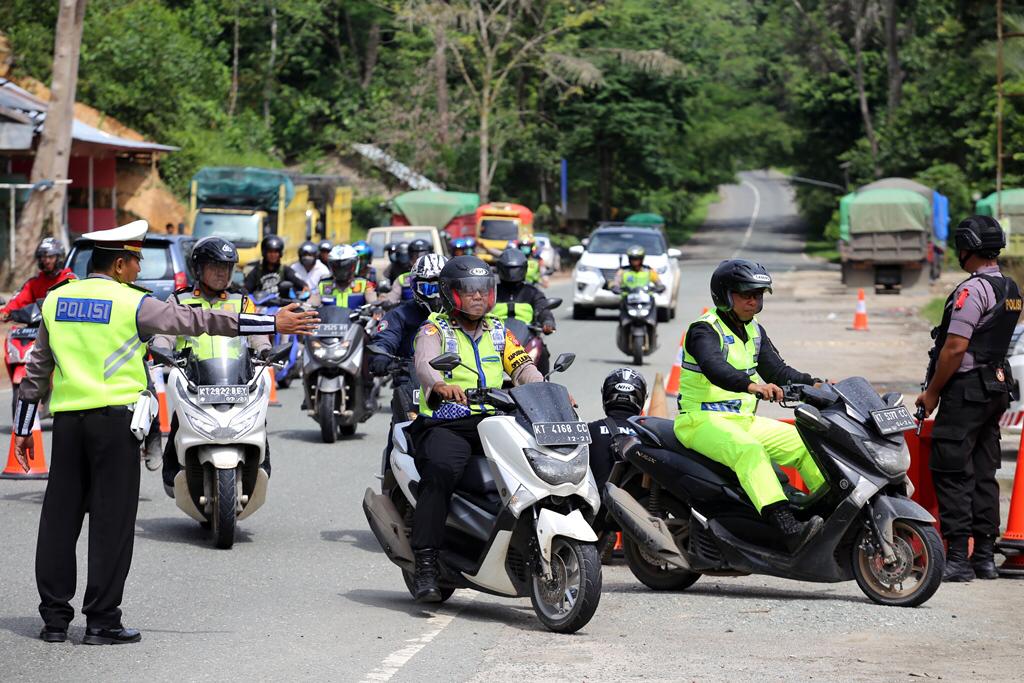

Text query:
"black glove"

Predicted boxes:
[[369, 354, 391, 376]]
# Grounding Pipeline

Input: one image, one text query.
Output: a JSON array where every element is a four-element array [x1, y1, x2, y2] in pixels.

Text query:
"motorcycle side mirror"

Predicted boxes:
[[148, 346, 176, 367], [267, 343, 292, 364], [552, 353, 575, 374], [545, 297, 563, 310], [429, 352, 465, 373]]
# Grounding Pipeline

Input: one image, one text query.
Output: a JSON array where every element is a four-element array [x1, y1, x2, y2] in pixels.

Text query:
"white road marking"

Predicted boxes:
[[731, 179, 762, 258], [361, 593, 477, 682]]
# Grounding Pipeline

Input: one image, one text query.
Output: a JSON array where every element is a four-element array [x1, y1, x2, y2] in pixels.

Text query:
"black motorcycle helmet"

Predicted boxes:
[[261, 234, 285, 257], [601, 368, 648, 414], [386, 241, 412, 269], [409, 238, 432, 263], [35, 237, 66, 273], [191, 236, 239, 276], [438, 256, 497, 318], [496, 247, 528, 284], [317, 239, 333, 254], [298, 240, 318, 268], [954, 215, 1005, 263], [710, 259, 773, 312]]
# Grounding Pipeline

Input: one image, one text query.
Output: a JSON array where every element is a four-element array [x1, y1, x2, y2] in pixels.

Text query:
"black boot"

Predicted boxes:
[[412, 548, 443, 603], [943, 536, 975, 582], [971, 535, 999, 580], [764, 502, 823, 554]]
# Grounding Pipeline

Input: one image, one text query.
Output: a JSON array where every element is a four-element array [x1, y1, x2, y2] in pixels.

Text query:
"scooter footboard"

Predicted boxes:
[[535, 508, 597, 564], [363, 488, 414, 571]]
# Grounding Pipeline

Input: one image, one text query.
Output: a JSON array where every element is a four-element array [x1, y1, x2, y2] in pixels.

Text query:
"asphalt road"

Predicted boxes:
[[1, 173, 1019, 681]]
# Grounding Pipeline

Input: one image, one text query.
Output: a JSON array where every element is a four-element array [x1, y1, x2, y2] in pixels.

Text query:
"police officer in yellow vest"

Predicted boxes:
[[611, 245, 665, 296], [152, 236, 272, 494], [12, 221, 319, 645], [673, 259, 826, 553], [310, 244, 377, 309], [408, 256, 544, 601], [492, 247, 555, 372]]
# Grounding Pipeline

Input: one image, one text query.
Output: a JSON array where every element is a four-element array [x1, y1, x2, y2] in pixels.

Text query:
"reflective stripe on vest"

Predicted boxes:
[[418, 313, 506, 417], [319, 278, 368, 308], [677, 310, 762, 417], [175, 293, 244, 360], [622, 268, 652, 290], [42, 277, 149, 412], [491, 301, 534, 324]]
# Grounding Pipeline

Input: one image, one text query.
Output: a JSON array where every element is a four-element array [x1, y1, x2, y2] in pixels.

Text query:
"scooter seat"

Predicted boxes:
[[631, 416, 792, 488]]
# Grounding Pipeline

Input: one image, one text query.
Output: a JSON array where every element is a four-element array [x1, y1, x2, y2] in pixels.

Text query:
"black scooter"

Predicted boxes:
[[614, 285, 659, 365], [603, 378, 944, 607]]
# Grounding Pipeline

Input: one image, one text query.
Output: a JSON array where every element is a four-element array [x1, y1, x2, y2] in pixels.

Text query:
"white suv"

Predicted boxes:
[[570, 226, 681, 321]]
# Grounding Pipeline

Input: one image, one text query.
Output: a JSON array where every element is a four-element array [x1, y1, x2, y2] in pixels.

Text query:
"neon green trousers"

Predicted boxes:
[[673, 412, 826, 512]]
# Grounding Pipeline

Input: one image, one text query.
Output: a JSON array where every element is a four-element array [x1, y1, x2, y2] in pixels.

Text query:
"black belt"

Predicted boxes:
[[58, 405, 132, 418]]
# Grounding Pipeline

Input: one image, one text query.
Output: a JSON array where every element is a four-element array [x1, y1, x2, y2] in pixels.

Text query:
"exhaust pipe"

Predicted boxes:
[[603, 483, 690, 570], [362, 488, 414, 571]]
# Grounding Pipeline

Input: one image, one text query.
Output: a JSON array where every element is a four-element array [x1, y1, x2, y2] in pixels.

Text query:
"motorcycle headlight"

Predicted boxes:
[[523, 446, 589, 486], [863, 440, 911, 476], [180, 400, 220, 439]]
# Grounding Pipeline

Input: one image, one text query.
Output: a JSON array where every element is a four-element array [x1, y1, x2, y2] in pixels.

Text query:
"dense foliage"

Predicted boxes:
[[1, 1, 1021, 236]]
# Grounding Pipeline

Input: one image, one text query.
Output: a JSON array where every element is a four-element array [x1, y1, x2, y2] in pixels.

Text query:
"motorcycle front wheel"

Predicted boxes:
[[530, 538, 602, 633], [631, 336, 644, 366], [852, 519, 944, 607], [211, 467, 237, 550], [318, 392, 337, 443]]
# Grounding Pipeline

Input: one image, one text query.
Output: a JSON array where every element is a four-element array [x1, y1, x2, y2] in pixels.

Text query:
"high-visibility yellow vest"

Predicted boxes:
[[526, 259, 541, 284], [677, 309, 762, 416], [319, 277, 369, 308], [42, 277, 149, 411], [175, 291, 246, 361], [491, 300, 534, 324], [622, 268, 653, 292], [417, 312, 507, 418]]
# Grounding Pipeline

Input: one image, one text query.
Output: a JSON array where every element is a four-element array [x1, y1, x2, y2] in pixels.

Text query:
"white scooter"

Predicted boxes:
[[150, 339, 289, 549], [363, 352, 604, 633]]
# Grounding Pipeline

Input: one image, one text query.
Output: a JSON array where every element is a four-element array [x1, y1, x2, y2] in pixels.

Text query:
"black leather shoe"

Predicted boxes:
[[39, 626, 67, 643], [971, 535, 1000, 580], [413, 548, 443, 603], [82, 626, 142, 645], [943, 537, 975, 582]]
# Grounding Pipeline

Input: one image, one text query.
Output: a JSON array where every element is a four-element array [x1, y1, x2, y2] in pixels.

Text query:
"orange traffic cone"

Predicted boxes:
[[149, 363, 171, 434], [268, 372, 281, 407], [664, 330, 686, 398], [648, 373, 667, 417], [852, 288, 869, 331], [996, 430, 1024, 577], [1, 414, 47, 479]]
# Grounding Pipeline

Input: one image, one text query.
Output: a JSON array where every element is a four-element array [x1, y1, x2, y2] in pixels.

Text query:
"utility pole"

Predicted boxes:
[[6, 0, 88, 287]]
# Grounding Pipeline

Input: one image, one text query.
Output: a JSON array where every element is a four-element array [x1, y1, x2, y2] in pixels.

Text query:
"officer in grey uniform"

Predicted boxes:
[[916, 216, 1022, 582], [13, 221, 319, 645]]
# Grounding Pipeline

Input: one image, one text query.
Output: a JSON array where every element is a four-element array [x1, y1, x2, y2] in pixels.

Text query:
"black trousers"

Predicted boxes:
[[930, 373, 1007, 540], [410, 415, 486, 550], [36, 408, 140, 629]]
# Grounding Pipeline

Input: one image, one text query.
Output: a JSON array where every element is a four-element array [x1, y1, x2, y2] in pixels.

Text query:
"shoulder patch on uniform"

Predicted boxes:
[[377, 319, 389, 333], [423, 323, 438, 336], [954, 288, 970, 310], [126, 282, 152, 294]]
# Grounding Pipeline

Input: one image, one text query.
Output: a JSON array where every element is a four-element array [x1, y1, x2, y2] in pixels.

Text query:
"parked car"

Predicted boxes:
[[1001, 324, 1024, 433], [364, 225, 448, 276], [67, 234, 196, 301], [534, 233, 561, 274], [570, 226, 680, 321]]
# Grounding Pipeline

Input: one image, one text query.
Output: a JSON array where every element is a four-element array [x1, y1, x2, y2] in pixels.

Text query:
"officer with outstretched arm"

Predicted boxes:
[[12, 221, 319, 646], [915, 216, 1021, 582]]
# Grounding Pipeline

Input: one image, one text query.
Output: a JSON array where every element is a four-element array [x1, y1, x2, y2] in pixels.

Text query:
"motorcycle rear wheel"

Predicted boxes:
[[318, 393, 337, 443], [852, 519, 944, 607], [530, 538, 602, 633], [622, 495, 701, 591], [211, 467, 237, 550]]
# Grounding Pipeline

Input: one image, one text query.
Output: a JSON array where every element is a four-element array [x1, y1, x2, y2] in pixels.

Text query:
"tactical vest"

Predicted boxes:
[[42, 277, 149, 412], [677, 309, 763, 416], [928, 272, 1022, 384], [319, 277, 368, 308], [176, 291, 245, 361], [417, 313, 506, 418]]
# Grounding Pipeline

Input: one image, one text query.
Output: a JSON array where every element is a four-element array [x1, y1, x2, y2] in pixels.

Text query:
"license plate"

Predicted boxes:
[[196, 385, 250, 404], [532, 421, 592, 446], [315, 323, 348, 337], [870, 406, 916, 435]]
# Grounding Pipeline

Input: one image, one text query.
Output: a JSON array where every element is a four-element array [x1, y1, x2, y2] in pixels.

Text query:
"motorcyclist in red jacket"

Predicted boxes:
[[0, 238, 76, 321]]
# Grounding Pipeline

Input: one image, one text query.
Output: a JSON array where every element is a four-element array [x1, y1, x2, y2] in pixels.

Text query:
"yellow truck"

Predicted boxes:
[[189, 167, 353, 266]]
